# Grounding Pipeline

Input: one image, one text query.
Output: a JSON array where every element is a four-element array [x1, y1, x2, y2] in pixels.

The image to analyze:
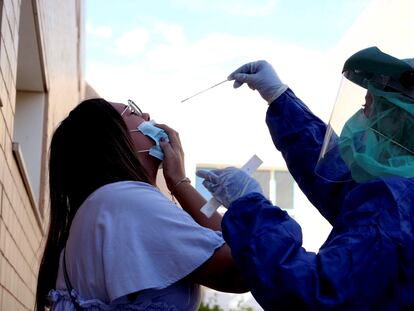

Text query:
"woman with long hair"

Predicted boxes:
[[36, 98, 247, 310]]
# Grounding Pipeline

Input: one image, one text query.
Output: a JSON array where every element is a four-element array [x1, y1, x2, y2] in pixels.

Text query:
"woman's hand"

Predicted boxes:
[[155, 124, 187, 191], [157, 124, 223, 232]]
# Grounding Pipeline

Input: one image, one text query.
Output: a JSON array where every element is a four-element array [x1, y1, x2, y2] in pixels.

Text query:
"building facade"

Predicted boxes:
[[0, 0, 85, 309]]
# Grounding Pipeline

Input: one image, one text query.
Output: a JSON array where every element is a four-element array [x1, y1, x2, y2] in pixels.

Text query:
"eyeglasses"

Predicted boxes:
[[122, 100, 150, 154], [121, 99, 143, 117]]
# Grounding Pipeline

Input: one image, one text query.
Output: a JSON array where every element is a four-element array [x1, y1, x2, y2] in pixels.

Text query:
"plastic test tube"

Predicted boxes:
[[200, 154, 263, 218]]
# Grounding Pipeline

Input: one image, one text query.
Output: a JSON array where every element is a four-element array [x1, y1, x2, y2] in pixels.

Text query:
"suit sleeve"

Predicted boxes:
[[266, 89, 356, 224], [222, 185, 399, 310]]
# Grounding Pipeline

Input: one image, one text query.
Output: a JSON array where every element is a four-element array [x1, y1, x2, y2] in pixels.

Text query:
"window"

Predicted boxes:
[[195, 164, 295, 212], [13, 0, 48, 217]]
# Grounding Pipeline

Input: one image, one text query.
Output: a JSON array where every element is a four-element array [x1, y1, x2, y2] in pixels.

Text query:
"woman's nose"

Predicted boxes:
[[142, 113, 150, 121]]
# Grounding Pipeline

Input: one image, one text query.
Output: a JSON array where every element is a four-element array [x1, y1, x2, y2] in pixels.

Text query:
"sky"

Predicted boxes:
[[85, 0, 371, 59], [85, 0, 372, 167]]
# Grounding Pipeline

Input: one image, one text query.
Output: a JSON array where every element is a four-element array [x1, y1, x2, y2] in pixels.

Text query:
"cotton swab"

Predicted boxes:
[[181, 79, 229, 103]]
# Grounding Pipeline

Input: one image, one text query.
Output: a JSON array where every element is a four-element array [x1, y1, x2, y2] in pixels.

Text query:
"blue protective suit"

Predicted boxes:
[[222, 89, 414, 310]]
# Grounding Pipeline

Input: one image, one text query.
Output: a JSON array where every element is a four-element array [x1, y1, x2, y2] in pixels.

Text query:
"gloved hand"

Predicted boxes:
[[196, 167, 263, 208], [227, 60, 288, 104]]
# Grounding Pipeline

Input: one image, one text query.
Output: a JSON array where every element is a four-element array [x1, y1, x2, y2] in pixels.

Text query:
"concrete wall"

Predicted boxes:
[[0, 0, 84, 309]]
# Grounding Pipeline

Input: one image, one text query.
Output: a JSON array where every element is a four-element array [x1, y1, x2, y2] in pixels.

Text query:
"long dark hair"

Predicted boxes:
[[35, 98, 150, 310]]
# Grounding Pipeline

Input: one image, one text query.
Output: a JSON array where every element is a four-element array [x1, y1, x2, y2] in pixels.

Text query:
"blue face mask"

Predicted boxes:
[[131, 120, 169, 161]]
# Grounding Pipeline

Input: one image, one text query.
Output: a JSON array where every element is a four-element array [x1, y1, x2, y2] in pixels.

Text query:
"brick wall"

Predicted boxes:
[[0, 0, 84, 310]]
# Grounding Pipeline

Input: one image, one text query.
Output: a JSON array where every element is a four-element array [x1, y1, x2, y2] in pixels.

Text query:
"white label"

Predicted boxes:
[[200, 154, 263, 218]]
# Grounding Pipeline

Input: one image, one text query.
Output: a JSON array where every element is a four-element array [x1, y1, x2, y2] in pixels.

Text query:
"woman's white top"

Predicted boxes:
[[48, 181, 225, 310]]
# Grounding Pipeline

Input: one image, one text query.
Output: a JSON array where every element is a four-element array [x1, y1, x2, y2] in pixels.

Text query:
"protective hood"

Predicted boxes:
[[315, 47, 414, 183]]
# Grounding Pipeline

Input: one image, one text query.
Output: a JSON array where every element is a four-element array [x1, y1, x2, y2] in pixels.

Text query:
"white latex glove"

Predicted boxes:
[[227, 60, 288, 104], [196, 167, 263, 208]]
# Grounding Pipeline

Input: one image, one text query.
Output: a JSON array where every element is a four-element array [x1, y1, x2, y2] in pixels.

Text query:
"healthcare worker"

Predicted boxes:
[[197, 47, 414, 310]]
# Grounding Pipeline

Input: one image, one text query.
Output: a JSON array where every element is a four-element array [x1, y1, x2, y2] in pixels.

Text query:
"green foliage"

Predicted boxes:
[[230, 300, 254, 311], [198, 294, 224, 311], [198, 294, 255, 311], [198, 301, 224, 311]]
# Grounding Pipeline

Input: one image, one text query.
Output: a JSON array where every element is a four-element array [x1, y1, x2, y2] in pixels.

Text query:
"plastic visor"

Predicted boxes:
[[315, 76, 414, 183]]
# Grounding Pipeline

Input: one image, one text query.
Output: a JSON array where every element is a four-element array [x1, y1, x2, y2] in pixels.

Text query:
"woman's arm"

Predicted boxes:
[[187, 243, 248, 293], [156, 123, 248, 293], [171, 181, 223, 231], [157, 123, 222, 230]]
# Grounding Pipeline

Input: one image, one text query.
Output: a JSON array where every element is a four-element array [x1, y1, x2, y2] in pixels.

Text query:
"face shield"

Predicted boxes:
[[315, 47, 414, 183]]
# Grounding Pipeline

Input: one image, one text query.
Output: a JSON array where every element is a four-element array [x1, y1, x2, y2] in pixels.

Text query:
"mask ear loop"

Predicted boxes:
[[129, 129, 153, 154], [129, 129, 150, 153], [130, 125, 167, 161]]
